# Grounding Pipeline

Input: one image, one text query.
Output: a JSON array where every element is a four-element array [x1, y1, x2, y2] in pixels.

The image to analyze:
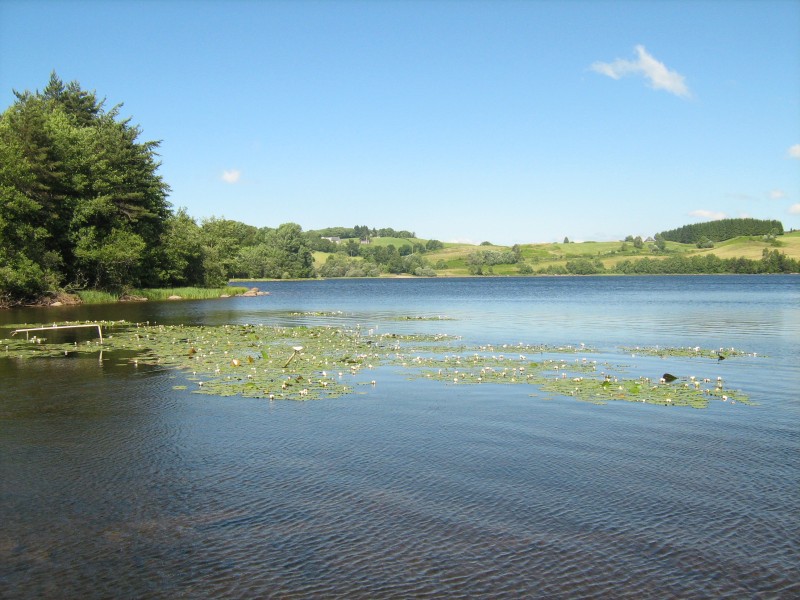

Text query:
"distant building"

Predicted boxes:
[[322, 236, 342, 244]]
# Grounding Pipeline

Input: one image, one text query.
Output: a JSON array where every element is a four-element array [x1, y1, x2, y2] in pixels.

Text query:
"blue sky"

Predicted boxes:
[[2, 0, 799, 245]]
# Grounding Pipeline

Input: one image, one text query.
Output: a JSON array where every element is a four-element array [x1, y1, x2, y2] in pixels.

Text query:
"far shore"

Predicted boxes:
[[4, 272, 797, 310]]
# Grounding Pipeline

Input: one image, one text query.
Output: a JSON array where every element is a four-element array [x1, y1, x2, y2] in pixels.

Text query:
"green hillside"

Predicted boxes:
[[421, 232, 800, 276], [252, 230, 800, 279]]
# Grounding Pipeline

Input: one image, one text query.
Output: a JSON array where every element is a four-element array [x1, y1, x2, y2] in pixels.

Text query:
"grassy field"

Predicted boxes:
[[313, 251, 331, 270], [309, 231, 800, 278], [459, 232, 796, 275], [691, 232, 800, 260]]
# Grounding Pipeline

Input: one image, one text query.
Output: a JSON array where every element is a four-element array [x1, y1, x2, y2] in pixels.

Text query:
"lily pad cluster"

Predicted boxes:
[[1, 320, 754, 407], [392, 315, 455, 321], [621, 345, 760, 359], [394, 350, 749, 408]]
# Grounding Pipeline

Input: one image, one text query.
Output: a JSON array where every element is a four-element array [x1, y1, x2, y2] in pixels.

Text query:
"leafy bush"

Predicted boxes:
[[565, 259, 604, 275], [518, 263, 534, 274]]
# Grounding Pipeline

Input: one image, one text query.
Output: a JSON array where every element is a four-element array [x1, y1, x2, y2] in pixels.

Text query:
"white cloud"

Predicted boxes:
[[689, 209, 726, 220], [591, 45, 691, 98], [789, 204, 800, 214], [770, 189, 787, 200], [221, 169, 241, 184], [789, 144, 800, 159]]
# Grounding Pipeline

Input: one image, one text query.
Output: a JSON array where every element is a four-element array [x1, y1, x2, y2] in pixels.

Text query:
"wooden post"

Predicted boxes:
[[11, 323, 103, 344]]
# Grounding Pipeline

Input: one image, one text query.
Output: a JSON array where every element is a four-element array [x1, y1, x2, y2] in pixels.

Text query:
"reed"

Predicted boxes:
[[76, 286, 248, 304], [76, 290, 120, 304], [131, 286, 248, 301]]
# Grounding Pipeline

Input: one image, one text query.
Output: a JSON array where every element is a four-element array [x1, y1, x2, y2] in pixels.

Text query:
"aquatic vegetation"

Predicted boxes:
[[621, 345, 760, 359], [76, 290, 122, 304], [404, 350, 749, 408], [0, 320, 754, 408], [392, 315, 455, 321], [132, 287, 249, 301], [75, 287, 248, 304]]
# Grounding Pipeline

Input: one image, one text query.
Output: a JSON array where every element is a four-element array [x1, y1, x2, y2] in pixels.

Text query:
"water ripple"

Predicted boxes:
[[2, 276, 798, 598]]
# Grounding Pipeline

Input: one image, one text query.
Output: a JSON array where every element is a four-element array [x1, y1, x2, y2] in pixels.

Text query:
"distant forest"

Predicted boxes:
[[657, 218, 784, 245], [0, 74, 443, 305]]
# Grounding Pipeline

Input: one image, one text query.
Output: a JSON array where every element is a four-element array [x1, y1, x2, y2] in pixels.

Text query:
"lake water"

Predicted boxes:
[[1, 276, 798, 598]]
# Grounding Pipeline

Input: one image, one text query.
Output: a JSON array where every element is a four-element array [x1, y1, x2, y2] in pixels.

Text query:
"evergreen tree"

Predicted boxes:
[[0, 73, 170, 300], [658, 218, 784, 244]]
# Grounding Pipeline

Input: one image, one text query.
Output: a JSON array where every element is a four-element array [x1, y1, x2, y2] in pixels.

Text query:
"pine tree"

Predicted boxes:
[[0, 73, 171, 300]]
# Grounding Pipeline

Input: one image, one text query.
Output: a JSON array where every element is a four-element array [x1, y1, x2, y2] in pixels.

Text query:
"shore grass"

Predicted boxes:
[[132, 286, 248, 301], [77, 286, 248, 304], [76, 290, 120, 304]]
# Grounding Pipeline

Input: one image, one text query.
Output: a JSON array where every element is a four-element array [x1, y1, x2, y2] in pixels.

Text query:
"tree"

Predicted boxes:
[[344, 239, 361, 257], [235, 244, 272, 278], [73, 228, 147, 289], [264, 222, 315, 278], [159, 208, 203, 285], [353, 224, 371, 240], [566, 258, 603, 275], [518, 262, 534, 274], [658, 218, 784, 244], [0, 73, 170, 299], [426, 239, 444, 251], [200, 217, 244, 285]]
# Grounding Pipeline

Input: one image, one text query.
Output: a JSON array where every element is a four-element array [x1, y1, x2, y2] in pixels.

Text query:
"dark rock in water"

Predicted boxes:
[[662, 373, 678, 382]]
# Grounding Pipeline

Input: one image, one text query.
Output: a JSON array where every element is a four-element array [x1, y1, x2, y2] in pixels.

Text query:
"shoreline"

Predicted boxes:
[[3, 273, 796, 310]]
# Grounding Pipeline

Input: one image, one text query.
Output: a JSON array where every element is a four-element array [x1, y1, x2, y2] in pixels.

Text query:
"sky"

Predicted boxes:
[[1, 0, 799, 245]]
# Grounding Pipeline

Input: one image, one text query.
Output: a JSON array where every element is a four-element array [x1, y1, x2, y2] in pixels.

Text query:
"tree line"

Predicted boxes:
[[531, 250, 799, 276], [657, 218, 784, 245], [312, 225, 416, 242], [0, 74, 318, 304], [1, 76, 796, 306], [1, 74, 175, 304], [0, 74, 440, 306]]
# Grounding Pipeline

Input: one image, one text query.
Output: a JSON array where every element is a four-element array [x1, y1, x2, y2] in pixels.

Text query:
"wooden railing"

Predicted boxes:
[[11, 323, 103, 343]]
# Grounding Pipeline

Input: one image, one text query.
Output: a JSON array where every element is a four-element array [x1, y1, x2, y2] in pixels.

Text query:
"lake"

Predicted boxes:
[[1, 276, 798, 598]]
